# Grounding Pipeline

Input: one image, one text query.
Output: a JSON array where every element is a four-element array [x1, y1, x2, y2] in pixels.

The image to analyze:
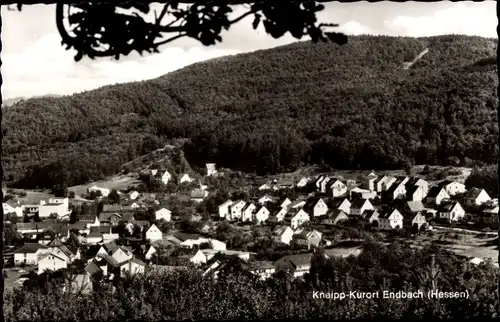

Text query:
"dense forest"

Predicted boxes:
[[4, 241, 498, 320], [3, 35, 497, 188]]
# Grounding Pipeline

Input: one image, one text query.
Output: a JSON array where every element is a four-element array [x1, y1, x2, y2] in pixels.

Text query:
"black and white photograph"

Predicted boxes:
[[0, 0, 499, 320]]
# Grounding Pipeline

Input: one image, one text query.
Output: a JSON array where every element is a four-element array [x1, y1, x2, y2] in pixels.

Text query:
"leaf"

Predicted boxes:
[[252, 14, 261, 30]]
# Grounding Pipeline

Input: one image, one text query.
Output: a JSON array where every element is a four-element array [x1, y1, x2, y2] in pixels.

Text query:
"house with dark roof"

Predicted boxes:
[[384, 179, 407, 201], [274, 253, 314, 278], [464, 188, 491, 207], [292, 229, 323, 250], [119, 258, 146, 277], [273, 225, 294, 245], [364, 209, 380, 225], [350, 199, 374, 216], [438, 180, 466, 197], [249, 261, 276, 280], [191, 189, 208, 203], [404, 201, 426, 214], [322, 209, 349, 226], [438, 201, 466, 222], [403, 212, 427, 230], [14, 243, 49, 266], [378, 209, 403, 230], [426, 186, 450, 206], [86, 231, 104, 245], [38, 252, 68, 274], [406, 185, 425, 202]]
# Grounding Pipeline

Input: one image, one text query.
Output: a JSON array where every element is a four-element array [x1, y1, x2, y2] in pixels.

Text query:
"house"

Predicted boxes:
[[483, 206, 499, 217], [14, 243, 49, 266], [155, 208, 171, 222], [438, 180, 466, 197], [364, 209, 380, 225], [322, 209, 349, 226], [335, 198, 351, 214], [181, 238, 227, 251], [363, 173, 378, 191], [328, 179, 347, 198], [86, 231, 103, 245], [406, 185, 425, 202], [426, 187, 450, 206], [349, 187, 377, 200], [145, 245, 158, 260], [119, 258, 146, 277], [296, 177, 309, 188], [85, 253, 120, 277], [39, 198, 70, 218], [293, 229, 323, 250], [407, 177, 429, 196], [350, 199, 374, 216], [375, 176, 389, 193], [255, 206, 270, 224], [378, 209, 404, 230], [280, 198, 292, 209], [229, 200, 246, 221], [206, 163, 218, 177], [38, 253, 68, 274], [129, 191, 140, 200], [146, 224, 163, 242], [79, 215, 100, 228], [306, 198, 329, 217], [190, 189, 208, 203], [438, 202, 466, 222], [385, 180, 407, 201], [152, 170, 171, 185], [273, 226, 294, 244], [87, 185, 110, 197], [218, 200, 233, 219], [274, 253, 313, 278], [276, 178, 295, 190], [62, 274, 93, 295], [249, 261, 276, 280], [403, 212, 427, 230], [258, 195, 276, 205], [464, 188, 491, 207], [241, 203, 256, 222], [273, 207, 288, 222], [315, 175, 326, 189], [290, 209, 310, 229], [179, 173, 194, 184], [319, 177, 331, 193], [187, 249, 208, 265], [3, 200, 23, 217]]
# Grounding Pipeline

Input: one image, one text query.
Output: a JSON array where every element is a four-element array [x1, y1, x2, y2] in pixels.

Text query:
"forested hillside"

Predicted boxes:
[[3, 35, 498, 189]]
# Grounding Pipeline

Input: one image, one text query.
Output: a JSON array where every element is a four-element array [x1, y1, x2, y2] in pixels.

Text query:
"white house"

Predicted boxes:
[[129, 191, 140, 200], [3, 200, 23, 217], [179, 174, 194, 184], [296, 177, 309, 188], [39, 198, 70, 218], [190, 249, 208, 265], [255, 206, 270, 224], [320, 177, 331, 193], [386, 182, 406, 200], [218, 200, 233, 219], [336, 199, 351, 214], [363, 173, 378, 191], [464, 188, 491, 207], [88, 185, 110, 197], [38, 253, 68, 274], [310, 198, 329, 217], [119, 258, 146, 277], [426, 187, 450, 206], [145, 245, 157, 260], [280, 198, 292, 209], [290, 209, 310, 230], [14, 243, 49, 266], [439, 180, 466, 196], [159, 170, 172, 185], [146, 224, 163, 242], [406, 185, 425, 202], [378, 209, 404, 230], [229, 200, 246, 221], [350, 199, 374, 216], [274, 207, 288, 222], [483, 206, 499, 217], [328, 179, 347, 198], [242, 203, 256, 222], [273, 226, 294, 244], [438, 202, 466, 222], [155, 208, 172, 222]]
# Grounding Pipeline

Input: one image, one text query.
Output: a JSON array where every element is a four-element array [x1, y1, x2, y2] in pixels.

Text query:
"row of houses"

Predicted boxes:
[[4, 197, 70, 219]]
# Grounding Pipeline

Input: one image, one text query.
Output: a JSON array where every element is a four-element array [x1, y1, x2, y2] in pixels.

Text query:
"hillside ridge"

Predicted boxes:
[[3, 35, 498, 189]]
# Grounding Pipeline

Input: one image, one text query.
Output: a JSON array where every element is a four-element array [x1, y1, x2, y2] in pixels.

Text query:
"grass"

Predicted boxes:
[[68, 173, 142, 197]]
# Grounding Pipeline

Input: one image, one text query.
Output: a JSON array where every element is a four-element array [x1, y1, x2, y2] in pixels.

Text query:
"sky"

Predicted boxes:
[[1, 1, 497, 99]]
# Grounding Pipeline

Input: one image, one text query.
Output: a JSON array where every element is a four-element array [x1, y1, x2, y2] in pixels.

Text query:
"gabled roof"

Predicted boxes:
[[325, 209, 348, 220], [363, 209, 379, 218], [85, 261, 103, 275], [406, 201, 425, 213], [39, 251, 66, 262], [273, 225, 292, 236], [69, 222, 88, 231], [276, 253, 313, 268], [465, 188, 487, 200], [427, 186, 447, 198], [438, 180, 457, 187], [379, 208, 400, 220], [87, 231, 103, 239], [102, 241, 119, 254], [14, 243, 48, 254], [406, 185, 421, 196], [351, 198, 369, 209], [438, 201, 460, 212]]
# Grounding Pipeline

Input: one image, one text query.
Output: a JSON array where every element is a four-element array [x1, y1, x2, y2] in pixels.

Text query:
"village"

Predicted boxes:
[[2, 162, 499, 292]]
